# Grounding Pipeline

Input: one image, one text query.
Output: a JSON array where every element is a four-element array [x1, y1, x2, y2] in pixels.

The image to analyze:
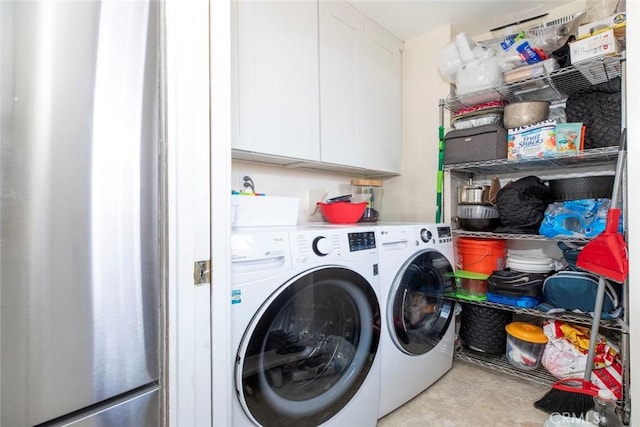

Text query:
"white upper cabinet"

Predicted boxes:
[[232, 0, 402, 176], [319, 1, 402, 174], [232, 1, 320, 161]]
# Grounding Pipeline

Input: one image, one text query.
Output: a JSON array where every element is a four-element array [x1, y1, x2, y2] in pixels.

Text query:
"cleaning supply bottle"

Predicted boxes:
[[585, 389, 623, 426]]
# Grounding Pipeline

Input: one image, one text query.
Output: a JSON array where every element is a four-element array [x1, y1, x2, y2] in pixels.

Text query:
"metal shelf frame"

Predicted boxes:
[[455, 347, 557, 387], [442, 51, 629, 421], [447, 295, 625, 332], [443, 146, 618, 174], [452, 229, 593, 243], [444, 53, 625, 112]]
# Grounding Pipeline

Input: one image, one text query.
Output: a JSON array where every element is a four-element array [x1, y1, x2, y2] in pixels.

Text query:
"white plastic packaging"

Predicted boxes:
[[455, 57, 503, 95], [438, 39, 462, 83], [455, 32, 476, 62]]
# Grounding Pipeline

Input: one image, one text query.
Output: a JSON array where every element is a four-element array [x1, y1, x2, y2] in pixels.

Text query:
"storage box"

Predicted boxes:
[[487, 292, 540, 308], [570, 29, 619, 64], [444, 124, 508, 164], [231, 195, 299, 227], [505, 322, 548, 370], [503, 59, 558, 84], [578, 12, 626, 38], [507, 120, 556, 160], [454, 270, 489, 302]]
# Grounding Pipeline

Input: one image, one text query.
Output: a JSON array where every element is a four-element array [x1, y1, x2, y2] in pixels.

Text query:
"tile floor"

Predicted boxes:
[[377, 361, 551, 426]]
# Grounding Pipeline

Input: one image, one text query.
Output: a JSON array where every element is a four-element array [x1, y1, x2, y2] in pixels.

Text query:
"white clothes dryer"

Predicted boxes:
[[230, 226, 382, 427], [375, 223, 456, 418]]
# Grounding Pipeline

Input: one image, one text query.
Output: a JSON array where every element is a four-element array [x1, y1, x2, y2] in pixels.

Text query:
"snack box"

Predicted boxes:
[[555, 122, 585, 154], [507, 120, 557, 161]]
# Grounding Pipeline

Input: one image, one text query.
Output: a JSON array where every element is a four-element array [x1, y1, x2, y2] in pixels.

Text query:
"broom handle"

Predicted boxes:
[[584, 275, 607, 381], [609, 129, 627, 210], [603, 130, 626, 233]]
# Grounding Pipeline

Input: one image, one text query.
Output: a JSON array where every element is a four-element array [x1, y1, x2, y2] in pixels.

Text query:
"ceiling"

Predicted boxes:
[[348, 0, 577, 41]]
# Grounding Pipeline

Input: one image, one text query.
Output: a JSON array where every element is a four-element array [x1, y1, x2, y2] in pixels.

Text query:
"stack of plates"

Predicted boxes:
[[506, 254, 556, 274]]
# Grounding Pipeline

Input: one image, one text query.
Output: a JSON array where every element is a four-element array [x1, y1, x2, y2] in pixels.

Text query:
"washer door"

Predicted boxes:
[[236, 267, 380, 427], [388, 250, 455, 355]]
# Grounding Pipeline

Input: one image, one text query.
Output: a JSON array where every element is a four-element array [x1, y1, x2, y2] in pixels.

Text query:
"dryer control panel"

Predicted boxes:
[[348, 231, 377, 252]]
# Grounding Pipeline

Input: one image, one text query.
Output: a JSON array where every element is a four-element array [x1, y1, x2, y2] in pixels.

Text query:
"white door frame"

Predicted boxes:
[[165, 0, 232, 425]]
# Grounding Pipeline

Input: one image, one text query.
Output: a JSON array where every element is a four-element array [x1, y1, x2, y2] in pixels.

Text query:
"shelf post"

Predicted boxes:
[[436, 99, 445, 223]]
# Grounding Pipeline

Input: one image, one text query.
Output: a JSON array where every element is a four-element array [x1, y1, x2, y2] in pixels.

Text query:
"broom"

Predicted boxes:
[[533, 275, 606, 415], [535, 130, 628, 415]]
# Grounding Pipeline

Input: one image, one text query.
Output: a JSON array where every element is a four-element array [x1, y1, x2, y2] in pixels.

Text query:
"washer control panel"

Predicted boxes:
[[292, 228, 378, 265]]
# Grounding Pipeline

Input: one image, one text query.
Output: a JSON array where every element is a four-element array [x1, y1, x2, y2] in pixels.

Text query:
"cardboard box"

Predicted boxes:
[[570, 29, 619, 64], [578, 12, 626, 38], [231, 195, 299, 227], [507, 120, 557, 161], [555, 123, 585, 154]]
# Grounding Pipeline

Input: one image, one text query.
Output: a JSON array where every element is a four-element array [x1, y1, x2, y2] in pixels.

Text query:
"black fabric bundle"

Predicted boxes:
[[494, 175, 551, 234], [565, 77, 622, 149]]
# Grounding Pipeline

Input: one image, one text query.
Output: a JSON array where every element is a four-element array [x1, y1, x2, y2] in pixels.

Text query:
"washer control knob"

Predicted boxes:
[[312, 236, 332, 256], [420, 228, 432, 243]]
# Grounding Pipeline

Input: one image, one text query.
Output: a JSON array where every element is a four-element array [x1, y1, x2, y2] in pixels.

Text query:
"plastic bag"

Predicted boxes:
[[541, 319, 622, 399], [455, 57, 503, 95], [539, 198, 611, 238]]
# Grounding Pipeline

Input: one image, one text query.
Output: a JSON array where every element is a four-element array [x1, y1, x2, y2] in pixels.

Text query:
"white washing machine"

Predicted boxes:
[[375, 223, 457, 418], [230, 226, 382, 427]]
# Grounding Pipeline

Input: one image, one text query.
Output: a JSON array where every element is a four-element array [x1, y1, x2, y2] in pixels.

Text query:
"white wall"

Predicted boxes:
[[383, 24, 452, 223], [232, 159, 362, 223]]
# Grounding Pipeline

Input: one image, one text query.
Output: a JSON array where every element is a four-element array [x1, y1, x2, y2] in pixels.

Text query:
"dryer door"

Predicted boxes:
[[236, 266, 380, 427], [388, 249, 455, 355]]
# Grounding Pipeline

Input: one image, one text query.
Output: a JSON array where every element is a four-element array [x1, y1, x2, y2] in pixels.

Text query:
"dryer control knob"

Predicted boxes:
[[420, 228, 432, 243], [312, 236, 332, 256]]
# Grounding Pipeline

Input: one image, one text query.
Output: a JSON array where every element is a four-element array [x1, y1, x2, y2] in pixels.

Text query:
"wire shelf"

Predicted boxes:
[[447, 296, 624, 331], [451, 230, 593, 243], [455, 347, 557, 387], [443, 146, 618, 174], [444, 53, 625, 112]]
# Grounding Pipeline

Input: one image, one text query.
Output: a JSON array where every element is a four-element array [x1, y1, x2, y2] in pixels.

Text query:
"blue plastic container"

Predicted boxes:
[[486, 292, 539, 308]]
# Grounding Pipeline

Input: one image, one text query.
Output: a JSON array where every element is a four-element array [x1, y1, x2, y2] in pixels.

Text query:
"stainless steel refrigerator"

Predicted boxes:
[[1, 1, 163, 425]]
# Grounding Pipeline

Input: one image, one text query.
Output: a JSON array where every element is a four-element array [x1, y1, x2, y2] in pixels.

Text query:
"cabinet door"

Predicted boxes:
[[318, 1, 364, 168], [319, 1, 402, 174], [362, 25, 402, 174], [233, 1, 320, 161]]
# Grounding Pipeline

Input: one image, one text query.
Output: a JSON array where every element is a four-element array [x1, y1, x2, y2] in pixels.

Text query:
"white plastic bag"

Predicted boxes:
[[455, 57, 503, 95]]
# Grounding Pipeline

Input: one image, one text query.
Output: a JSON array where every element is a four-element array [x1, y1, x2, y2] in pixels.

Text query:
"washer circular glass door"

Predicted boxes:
[[388, 250, 455, 355], [236, 266, 380, 427]]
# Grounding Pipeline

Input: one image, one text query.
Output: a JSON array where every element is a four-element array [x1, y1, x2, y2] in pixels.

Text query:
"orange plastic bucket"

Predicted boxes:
[[456, 237, 506, 275]]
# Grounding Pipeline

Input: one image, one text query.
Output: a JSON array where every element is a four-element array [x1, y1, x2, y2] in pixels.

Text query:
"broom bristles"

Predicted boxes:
[[534, 387, 595, 417], [534, 379, 599, 416]]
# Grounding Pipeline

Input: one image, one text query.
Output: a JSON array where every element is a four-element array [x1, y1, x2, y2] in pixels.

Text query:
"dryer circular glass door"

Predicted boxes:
[[388, 249, 455, 355], [236, 266, 380, 427]]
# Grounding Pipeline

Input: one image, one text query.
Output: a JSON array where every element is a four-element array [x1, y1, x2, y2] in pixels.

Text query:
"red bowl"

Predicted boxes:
[[316, 201, 367, 224]]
